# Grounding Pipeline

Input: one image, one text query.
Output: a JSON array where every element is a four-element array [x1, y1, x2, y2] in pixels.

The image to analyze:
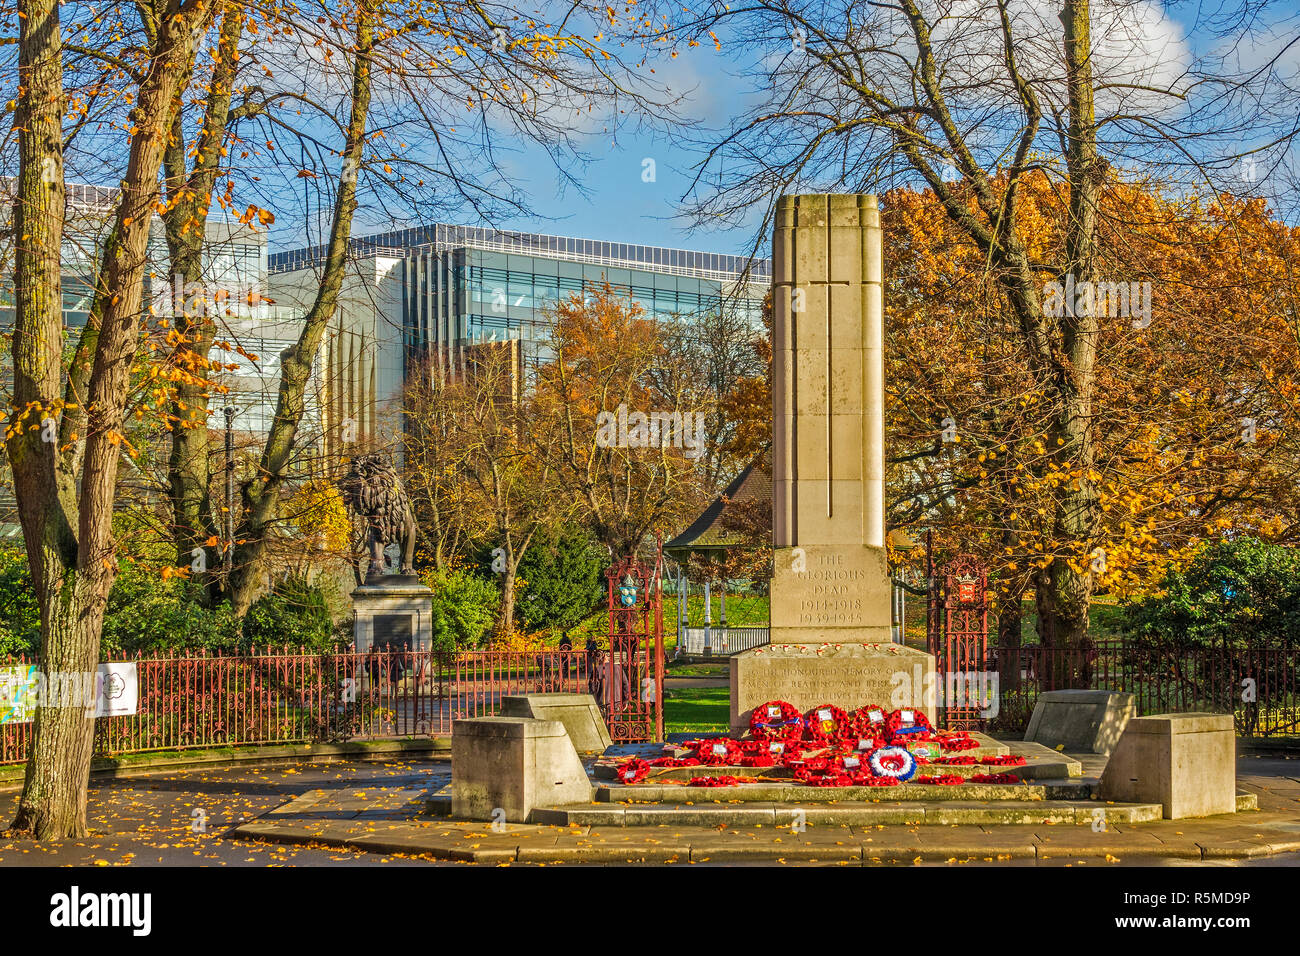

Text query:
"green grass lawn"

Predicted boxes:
[[663, 686, 730, 733], [665, 661, 729, 677]]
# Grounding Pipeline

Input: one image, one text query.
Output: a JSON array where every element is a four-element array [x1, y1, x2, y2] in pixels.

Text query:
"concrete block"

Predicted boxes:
[[499, 693, 612, 752], [1024, 689, 1135, 754], [451, 717, 592, 823], [1098, 712, 1237, 819]]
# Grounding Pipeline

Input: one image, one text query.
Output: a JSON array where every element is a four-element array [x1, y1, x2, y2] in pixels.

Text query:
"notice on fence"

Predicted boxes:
[[0, 663, 138, 724], [96, 663, 138, 717], [0, 665, 40, 725]]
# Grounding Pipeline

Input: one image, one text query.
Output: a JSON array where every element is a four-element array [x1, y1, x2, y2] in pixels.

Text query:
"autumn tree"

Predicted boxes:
[[410, 341, 563, 642], [657, 304, 767, 493], [5, 0, 221, 839], [665, 0, 1300, 649], [881, 176, 1300, 663], [532, 285, 708, 559], [153, 0, 685, 615], [400, 355, 472, 571]]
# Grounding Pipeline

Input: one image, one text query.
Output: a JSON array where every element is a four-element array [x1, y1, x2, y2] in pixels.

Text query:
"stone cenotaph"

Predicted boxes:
[[730, 194, 936, 734]]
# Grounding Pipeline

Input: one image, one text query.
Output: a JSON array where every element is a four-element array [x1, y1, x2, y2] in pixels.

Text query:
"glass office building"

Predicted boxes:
[[269, 223, 771, 370]]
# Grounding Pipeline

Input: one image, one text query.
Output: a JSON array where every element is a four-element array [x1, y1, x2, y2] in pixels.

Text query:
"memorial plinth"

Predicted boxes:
[[768, 544, 892, 642], [352, 573, 433, 652], [730, 642, 936, 736], [731, 193, 935, 731]]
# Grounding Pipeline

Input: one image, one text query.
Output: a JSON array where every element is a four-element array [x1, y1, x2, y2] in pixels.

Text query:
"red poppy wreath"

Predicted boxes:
[[884, 707, 934, 740], [616, 758, 650, 784], [749, 700, 804, 740], [804, 704, 849, 742], [693, 738, 741, 765]]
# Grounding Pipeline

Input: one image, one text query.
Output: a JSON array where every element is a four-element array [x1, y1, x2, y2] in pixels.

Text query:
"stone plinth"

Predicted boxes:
[[1098, 712, 1236, 819], [451, 717, 592, 823], [499, 693, 613, 753], [352, 574, 433, 652], [769, 544, 892, 643], [1024, 689, 1136, 755], [730, 643, 935, 736]]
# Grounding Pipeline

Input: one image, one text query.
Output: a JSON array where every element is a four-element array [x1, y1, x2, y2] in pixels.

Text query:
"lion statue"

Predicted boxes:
[[338, 454, 417, 580]]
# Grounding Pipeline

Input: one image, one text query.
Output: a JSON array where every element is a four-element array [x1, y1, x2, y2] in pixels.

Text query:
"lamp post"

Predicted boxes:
[[222, 405, 238, 580]]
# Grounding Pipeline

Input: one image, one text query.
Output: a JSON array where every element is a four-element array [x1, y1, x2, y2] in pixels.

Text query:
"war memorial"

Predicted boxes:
[[447, 195, 1247, 831]]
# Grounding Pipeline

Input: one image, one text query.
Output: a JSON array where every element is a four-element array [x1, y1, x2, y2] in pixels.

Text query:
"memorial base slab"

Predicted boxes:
[[730, 642, 936, 736]]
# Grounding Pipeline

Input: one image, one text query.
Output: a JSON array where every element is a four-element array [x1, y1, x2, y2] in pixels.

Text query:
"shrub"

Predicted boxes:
[[244, 576, 345, 652], [0, 547, 40, 656], [101, 565, 241, 654], [422, 567, 498, 652], [0, 547, 348, 656], [1121, 537, 1300, 650], [516, 524, 605, 632]]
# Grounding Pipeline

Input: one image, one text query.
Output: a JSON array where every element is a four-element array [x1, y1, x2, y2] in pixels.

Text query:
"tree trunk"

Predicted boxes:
[[497, 564, 517, 644], [11, 579, 105, 838], [227, 0, 374, 616], [1048, 0, 1102, 664], [164, 3, 245, 595], [996, 586, 1024, 693], [7, 0, 217, 838]]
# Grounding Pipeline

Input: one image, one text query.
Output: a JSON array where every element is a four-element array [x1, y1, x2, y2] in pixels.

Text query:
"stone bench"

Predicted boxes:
[[451, 717, 593, 823], [1024, 689, 1135, 755], [499, 693, 612, 752]]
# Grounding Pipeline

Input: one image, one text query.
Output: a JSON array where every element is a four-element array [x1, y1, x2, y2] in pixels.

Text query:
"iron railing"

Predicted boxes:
[[980, 641, 1300, 737], [4, 639, 1295, 767], [0, 647, 597, 765]]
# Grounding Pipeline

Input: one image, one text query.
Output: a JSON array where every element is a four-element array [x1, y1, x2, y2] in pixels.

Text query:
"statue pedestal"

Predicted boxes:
[[352, 576, 434, 652]]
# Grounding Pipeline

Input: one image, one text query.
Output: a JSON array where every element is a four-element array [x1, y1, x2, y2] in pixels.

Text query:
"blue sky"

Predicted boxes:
[[480, 45, 761, 257], [269, 1, 1299, 258]]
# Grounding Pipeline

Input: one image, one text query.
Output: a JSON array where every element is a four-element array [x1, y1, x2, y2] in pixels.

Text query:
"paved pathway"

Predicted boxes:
[[2, 753, 1296, 866], [230, 753, 1300, 865], [0, 761, 454, 866]]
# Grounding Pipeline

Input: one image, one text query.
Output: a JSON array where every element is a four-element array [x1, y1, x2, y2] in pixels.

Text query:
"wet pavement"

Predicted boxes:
[[1, 753, 1297, 866]]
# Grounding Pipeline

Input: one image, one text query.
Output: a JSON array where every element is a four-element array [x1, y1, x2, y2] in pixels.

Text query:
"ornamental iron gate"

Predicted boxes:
[[601, 545, 665, 742], [927, 549, 991, 730]]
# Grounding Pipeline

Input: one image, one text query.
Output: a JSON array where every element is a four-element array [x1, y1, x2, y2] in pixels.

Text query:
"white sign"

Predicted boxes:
[[900, 710, 915, 724], [711, 743, 728, 756], [95, 663, 139, 717], [868, 710, 884, 723], [817, 708, 832, 721]]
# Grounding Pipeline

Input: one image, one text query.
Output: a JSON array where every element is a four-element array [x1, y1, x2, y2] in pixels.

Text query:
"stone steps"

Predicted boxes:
[[425, 789, 1256, 823], [532, 799, 1164, 827], [598, 780, 1095, 802], [629, 756, 1080, 784]]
